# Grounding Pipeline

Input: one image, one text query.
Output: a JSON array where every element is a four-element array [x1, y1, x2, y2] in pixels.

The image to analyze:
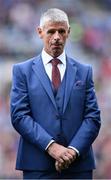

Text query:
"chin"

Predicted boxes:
[[52, 49, 63, 57]]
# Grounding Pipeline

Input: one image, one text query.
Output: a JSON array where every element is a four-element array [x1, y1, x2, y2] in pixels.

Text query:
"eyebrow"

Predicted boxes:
[[47, 28, 66, 33]]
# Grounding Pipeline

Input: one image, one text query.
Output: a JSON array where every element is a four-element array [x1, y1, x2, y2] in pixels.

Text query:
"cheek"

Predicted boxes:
[[47, 37, 52, 46], [62, 37, 67, 44], [44, 37, 51, 47], [64, 34, 68, 39]]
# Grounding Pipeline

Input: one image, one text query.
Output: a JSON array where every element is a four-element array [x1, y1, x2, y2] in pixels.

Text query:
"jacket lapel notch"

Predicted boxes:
[[32, 57, 57, 110], [63, 58, 77, 113]]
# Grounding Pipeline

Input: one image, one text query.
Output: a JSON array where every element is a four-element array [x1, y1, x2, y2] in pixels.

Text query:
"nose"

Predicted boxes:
[[53, 31, 60, 41]]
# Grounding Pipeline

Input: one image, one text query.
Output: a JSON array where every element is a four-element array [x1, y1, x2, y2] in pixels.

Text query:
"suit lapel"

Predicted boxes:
[[32, 56, 57, 110], [63, 57, 77, 113]]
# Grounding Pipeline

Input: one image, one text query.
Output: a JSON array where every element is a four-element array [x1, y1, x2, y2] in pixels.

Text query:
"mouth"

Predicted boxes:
[[51, 43, 63, 48]]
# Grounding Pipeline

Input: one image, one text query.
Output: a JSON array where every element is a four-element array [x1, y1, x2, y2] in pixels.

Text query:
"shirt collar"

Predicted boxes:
[[42, 49, 66, 65]]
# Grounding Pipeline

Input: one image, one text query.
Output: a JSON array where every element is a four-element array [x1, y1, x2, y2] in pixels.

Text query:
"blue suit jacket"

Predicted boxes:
[[10, 55, 101, 171]]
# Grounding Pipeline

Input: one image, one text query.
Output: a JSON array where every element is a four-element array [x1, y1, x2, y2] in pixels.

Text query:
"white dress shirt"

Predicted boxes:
[[41, 49, 79, 156], [42, 49, 66, 82]]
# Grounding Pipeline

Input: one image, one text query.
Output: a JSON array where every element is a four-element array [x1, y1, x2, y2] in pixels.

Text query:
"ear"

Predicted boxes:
[[36, 27, 43, 39], [68, 27, 71, 34], [66, 27, 70, 38]]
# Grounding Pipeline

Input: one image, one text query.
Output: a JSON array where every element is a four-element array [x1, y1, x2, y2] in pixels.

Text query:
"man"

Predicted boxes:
[[10, 8, 101, 179]]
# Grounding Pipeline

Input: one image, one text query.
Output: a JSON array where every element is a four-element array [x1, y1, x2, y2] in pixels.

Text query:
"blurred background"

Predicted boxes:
[[0, 0, 111, 178]]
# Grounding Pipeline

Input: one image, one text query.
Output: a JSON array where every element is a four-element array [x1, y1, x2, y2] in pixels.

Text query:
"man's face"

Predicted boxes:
[[37, 21, 70, 57]]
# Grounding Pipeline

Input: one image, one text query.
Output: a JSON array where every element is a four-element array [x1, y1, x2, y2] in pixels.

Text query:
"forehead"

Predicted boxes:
[[43, 21, 69, 30]]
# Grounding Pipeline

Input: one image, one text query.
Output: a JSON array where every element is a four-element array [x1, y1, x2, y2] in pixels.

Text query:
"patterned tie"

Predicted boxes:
[[51, 59, 62, 91]]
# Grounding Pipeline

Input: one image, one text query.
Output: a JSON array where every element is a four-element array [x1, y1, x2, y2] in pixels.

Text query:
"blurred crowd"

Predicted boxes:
[[0, 0, 111, 178]]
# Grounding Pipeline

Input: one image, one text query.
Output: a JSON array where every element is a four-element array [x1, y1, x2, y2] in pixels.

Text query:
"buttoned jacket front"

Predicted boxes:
[[10, 55, 101, 171]]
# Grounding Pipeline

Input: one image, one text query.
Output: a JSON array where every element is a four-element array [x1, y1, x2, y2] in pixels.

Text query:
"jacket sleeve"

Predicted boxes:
[[10, 64, 53, 151], [69, 66, 101, 155]]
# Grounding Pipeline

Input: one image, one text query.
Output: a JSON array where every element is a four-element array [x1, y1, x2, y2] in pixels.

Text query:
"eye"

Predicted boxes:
[[47, 30, 55, 34], [59, 29, 66, 34]]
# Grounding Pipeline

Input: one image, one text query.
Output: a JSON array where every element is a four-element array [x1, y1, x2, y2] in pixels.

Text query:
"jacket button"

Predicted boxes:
[[57, 134, 61, 138], [57, 107, 60, 110]]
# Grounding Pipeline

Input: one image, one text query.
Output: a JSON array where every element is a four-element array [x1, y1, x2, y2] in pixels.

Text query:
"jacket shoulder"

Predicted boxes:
[[14, 55, 40, 67], [68, 56, 92, 70], [12, 55, 41, 75]]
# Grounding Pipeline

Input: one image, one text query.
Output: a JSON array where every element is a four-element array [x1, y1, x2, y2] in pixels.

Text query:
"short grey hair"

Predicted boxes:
[[40, 8, 70, 28]]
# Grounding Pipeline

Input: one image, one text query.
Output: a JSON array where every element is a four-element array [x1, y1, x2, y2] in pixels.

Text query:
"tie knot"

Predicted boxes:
[[51, 59, 62, 66]]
